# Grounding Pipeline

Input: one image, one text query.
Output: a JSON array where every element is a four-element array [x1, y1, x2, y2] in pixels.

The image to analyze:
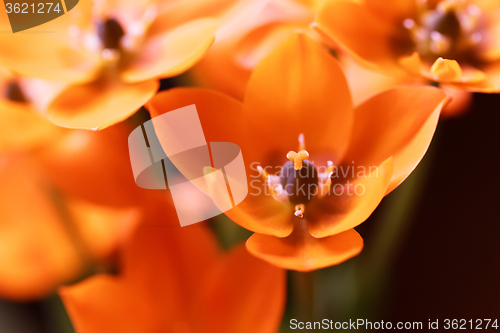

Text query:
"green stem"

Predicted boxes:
[[290, 270, 316, 322]]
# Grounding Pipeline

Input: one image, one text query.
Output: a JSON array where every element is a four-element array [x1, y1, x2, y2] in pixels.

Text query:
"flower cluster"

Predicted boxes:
[[0, 0, 497, 331]]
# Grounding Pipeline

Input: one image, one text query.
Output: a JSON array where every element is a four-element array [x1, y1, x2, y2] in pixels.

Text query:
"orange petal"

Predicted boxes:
[[60, 224, 222, 331], [340, 52, 423, 105], [196, 245, 286, 333], [0, 155, 81, 300], [121, 18, 217, 83], [0, 12, 99, 83], [66, 198, 141, 261], [307, 157, 393, 237], [152, 0, 236, 32], [343, 87, 449, 193], [47, 75, 159, 130], [60, 275, 160, 333], [243, 32, 354, 166], [365, 0, 417, 21], [36, 123, 160, 207], [314, 0, 404, 73], [190, 40, 251, 101], [146, 88, 294, 237], [449, 62, 500, 93], [247, 221, 364, 272], [0, 100, 61, 152], [398, 52, 423, 75]]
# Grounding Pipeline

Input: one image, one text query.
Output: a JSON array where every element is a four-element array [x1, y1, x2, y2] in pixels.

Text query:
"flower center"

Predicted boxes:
[[280, 159, 318, 206], [97, 18, 125, 50], [5, 82, 27, 103], [403, 0, 483, 60], [257, 134, 335, 218]]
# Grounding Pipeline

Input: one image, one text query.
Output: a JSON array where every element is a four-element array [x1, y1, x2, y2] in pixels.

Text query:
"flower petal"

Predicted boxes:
[[0, 155, 81, 300], [60, 224, 224, 332], [397, 52, 423, 75], [451, 62, 500, 92], [243, 32, 354, 166], [0, 9, 98, 83], [121, 18, 217, 83], [66, 198, 141, 261], [196, 245, 285, 333], [0, 100, 61, 152], [60, 275, 159, 333], [36, 123, 160, 207], [146, 88, 294, 237], [247, 221, 363, 272], [314, 0, 405, 73], [307, 157, 393, 237], [365, 0, 417, 21], [47, 76, 159, 130], [343, 86, 449, 193]]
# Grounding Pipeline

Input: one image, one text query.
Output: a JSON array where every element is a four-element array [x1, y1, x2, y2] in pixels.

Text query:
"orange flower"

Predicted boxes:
[[60, 222, 286, 333], [189, 0, 317, 100], [0, 117, 171, 300], [0, 67, 64, 152], [147, 33, 449, 271], [0, 0, 225, 130], [314, 0, 500, 92], [188, 0, 467, 117]]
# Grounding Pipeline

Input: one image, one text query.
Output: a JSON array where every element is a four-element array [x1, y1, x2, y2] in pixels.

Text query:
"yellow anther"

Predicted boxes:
[[294, 204, 305, 218], [287, 150, 309, 170], [286, 151, 297, 161]]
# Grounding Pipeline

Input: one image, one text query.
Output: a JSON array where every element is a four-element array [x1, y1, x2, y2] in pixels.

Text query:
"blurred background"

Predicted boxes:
[[1, 89, 499, 332]]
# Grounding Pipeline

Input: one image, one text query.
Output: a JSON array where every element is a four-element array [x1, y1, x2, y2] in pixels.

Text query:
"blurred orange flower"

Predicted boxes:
[[0, 115, 170, 300], [188, 0, 469, 117], [315, 0, 500, 92], [190, 0, 315, 100], [147, 33, 449, 271], [0, 0, 225, 130], [0, 68, 64, 152], [60, 223, 286, 333]]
